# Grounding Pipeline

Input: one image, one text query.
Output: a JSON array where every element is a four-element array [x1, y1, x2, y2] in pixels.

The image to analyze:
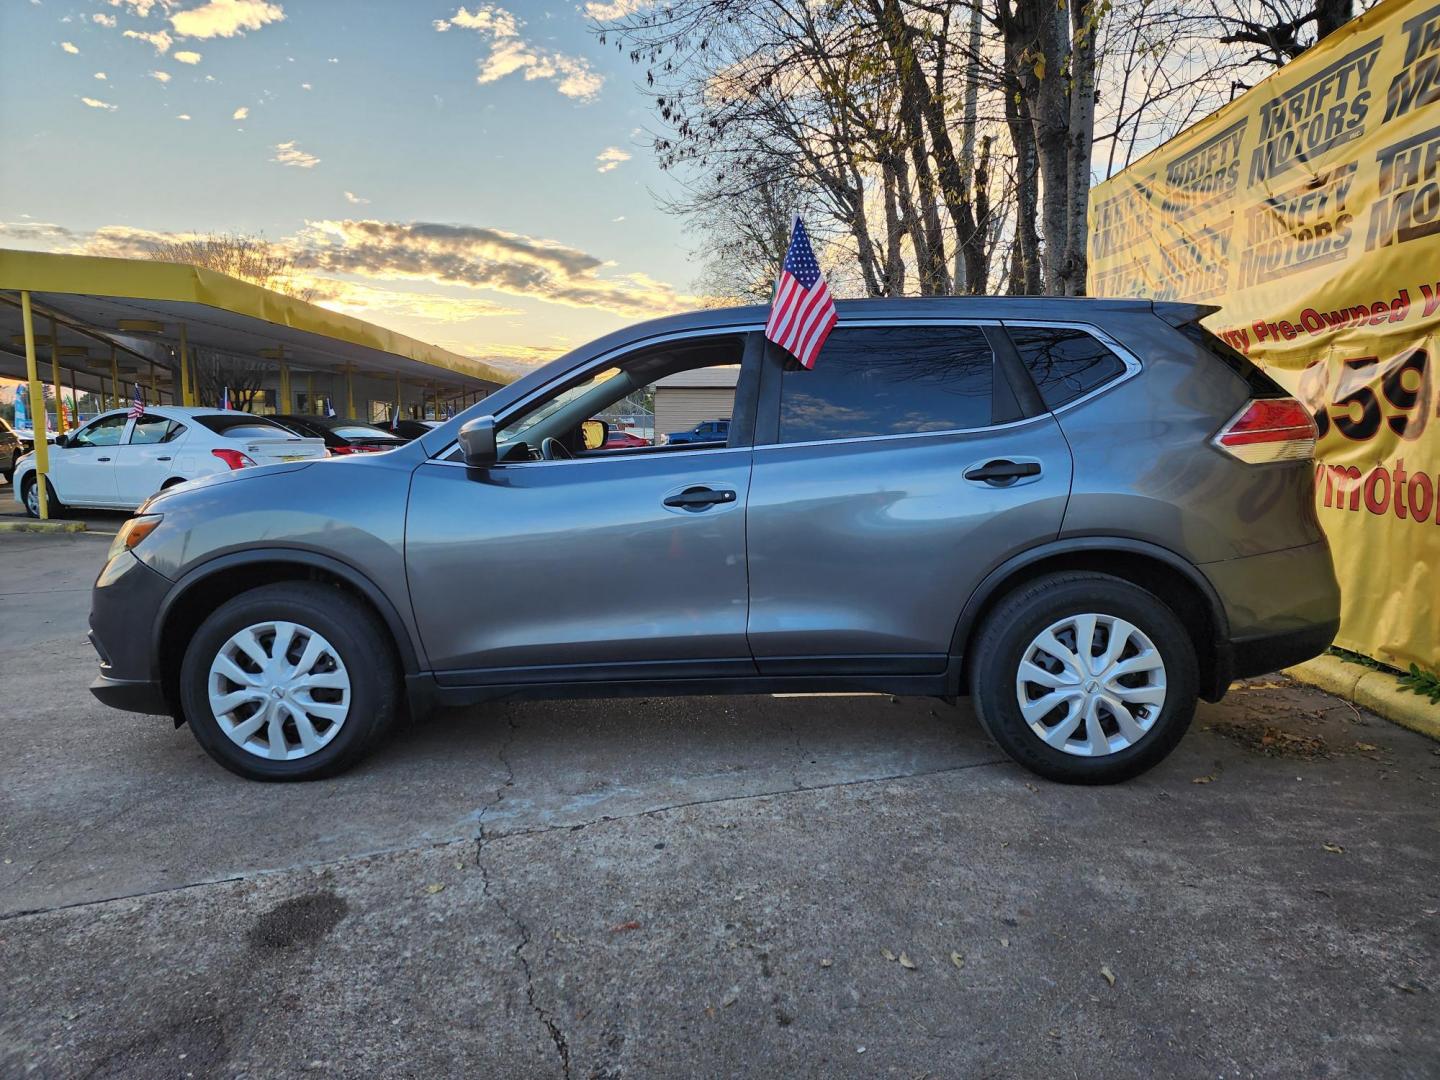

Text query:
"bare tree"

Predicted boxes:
[[146, 232, 317, 302]]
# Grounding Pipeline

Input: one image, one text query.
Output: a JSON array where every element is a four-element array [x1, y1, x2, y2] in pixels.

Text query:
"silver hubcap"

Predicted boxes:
[[207, 621, 351, 761], [1015, 613, 1167, 757], [24, 481, 39, 515]]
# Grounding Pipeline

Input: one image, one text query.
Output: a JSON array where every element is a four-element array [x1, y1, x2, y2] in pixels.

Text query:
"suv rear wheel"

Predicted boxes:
[[969, 572, 1197, 784], [178, 582, 399, 781]]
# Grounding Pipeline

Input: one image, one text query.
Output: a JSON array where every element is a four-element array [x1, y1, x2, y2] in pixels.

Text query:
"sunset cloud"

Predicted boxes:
[[93, 13, 118, 27], [583, 0, 652, 18], [174, 50, 202, 63], [170, 0, 284, 39], [435, 4, 603, 102], [232, 106, 249, 120], [292, 219, 688, 317], [61, 41, 80, 54], [343, 191, 370, 205], [80, 97, 119, 111], [595, 146, 630, 173], [124, 28, 173, 53], [150, 70, 172, 83], [271, 141, 319, 168]]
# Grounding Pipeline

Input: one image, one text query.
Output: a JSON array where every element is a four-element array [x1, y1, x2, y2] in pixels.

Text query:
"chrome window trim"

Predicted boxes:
[[426, 444, 743, 470], [435, 317, 1141, 461]]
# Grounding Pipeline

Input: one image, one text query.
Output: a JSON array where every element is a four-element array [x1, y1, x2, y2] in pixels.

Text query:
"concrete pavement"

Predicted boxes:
[[2, 519, 1438, 1078]]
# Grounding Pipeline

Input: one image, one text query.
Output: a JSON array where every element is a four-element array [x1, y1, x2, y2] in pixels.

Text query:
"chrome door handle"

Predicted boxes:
[[97, 456, 111, 462], [156, 456, 172, 461]]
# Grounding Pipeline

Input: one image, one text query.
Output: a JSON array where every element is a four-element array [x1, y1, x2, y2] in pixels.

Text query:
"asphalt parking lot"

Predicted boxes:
[[2, 488, 1438, 1078]]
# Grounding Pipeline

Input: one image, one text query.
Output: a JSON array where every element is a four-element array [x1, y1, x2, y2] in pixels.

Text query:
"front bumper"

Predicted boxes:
[[88, 549, 174, 716]]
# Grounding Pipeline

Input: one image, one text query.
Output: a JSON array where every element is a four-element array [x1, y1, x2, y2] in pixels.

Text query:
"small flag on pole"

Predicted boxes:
[[127, 382, 144, 420], [764, 216, 838, 370], [325, 397, 337, 418], [391, 401, 401, 431], [220, 385, 231, 410]]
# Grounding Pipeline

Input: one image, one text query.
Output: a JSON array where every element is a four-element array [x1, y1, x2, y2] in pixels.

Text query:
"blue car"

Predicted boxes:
[[664, 419, 729, 445]]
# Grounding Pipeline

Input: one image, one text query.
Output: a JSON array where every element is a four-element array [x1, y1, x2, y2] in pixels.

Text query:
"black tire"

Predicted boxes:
[[20, 475, 65, 519], [178, 581, 399, 781], [968, 572, 1197, 785]]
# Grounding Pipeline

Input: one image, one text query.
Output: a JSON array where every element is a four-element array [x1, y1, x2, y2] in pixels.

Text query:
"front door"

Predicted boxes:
[[406, 331, 761, 683], [52, 413, 128, 506], [744, 323, 1074, 672]]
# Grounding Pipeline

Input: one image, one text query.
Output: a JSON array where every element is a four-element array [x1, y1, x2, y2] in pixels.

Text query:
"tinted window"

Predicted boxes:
[[778, 326, 993, 443], [1008, 327, 1127, 409], [196, 414, 294, 438], [129, 415, 186, 445], [71, 415, 128, 447]]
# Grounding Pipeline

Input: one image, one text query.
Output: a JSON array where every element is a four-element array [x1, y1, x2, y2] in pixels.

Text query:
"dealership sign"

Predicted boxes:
[[1089, 0, 1440, 669]]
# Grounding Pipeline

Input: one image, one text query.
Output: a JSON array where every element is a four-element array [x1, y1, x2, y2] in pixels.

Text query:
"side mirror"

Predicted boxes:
[[580, 418, 608, 451], [52, 434, 69, 449], [457, 415, 498, 467]]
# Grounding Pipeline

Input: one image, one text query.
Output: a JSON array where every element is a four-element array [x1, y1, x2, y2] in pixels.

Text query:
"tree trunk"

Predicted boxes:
[[1314, 0, 1352, 41], [955, 0, 984, 293], [1004, 75, 1044, 295], [1064, 0, 1099, 296], [881, 158, 907, 295]]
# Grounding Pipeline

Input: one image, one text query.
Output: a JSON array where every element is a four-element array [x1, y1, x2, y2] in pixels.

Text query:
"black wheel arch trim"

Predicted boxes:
[[154, 547, 424, 676], [949, 536, 1233, 695]]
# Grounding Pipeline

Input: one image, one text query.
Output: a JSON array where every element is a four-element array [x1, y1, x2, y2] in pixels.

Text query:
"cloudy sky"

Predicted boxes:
[[0, 0, 692, 371]]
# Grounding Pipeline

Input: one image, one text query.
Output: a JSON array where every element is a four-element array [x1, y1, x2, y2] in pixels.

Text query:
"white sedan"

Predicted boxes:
[[13, 406, 328, 517]]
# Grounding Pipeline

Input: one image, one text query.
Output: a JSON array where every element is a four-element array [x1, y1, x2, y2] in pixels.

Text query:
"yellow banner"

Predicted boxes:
[[1088, 0, 1440, 671]]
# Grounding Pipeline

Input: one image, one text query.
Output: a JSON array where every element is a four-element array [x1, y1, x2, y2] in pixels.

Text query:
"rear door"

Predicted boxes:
[[114, 413, 188, 506], [744, 322, 1074, 673]]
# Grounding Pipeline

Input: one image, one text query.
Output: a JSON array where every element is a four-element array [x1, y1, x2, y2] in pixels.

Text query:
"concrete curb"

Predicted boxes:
[[1286, 654, 1440, 743], [0, 519, 87, 534]]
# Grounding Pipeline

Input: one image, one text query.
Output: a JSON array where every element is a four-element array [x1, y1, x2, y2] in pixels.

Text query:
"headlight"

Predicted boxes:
[[108, 514, 163, 562]]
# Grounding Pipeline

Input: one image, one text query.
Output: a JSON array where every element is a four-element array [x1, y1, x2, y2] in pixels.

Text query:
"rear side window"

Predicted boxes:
[[129, 415, 186, 445], [778, 326, 994, 443], [1008, 326, 1128, 409], [1176, 321, 1288, 398], [196, 414, 294, 438]]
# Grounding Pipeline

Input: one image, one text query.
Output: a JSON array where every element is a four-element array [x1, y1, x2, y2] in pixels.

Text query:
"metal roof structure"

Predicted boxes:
[[0, 248, 508, 403]]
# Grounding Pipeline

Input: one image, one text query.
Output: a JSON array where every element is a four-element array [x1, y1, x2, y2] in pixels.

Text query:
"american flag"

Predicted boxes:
[[764, 216, 838, 370], [127, 382, 144, 420], [220, 386, 231, 410]]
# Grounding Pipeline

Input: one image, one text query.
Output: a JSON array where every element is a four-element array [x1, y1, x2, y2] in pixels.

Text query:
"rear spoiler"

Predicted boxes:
[[1152, 301, 1221, 327]]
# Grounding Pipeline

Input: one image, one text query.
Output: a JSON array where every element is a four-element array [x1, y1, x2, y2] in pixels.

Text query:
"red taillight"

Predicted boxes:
[[330, 445, 373, 455], [1214, 398, 1317, 463], [211, 448, 257, 470]]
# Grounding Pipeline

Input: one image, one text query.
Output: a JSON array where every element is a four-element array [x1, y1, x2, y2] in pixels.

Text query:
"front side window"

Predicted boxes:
[[70, 414, 128, 447], [1008, 326, 1128, 409], [777, 325, 994, 444]]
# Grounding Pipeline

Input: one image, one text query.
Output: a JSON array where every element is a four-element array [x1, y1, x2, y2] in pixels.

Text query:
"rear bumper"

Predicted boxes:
[[1201, 540, 1341, 694]]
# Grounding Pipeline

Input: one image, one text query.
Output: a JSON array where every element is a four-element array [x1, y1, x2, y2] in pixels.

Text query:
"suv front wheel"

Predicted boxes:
[[969, 572, 1198, 784], [178, 582, 399, 781]]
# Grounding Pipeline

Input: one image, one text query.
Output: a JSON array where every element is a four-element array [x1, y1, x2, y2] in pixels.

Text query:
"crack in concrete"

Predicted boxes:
[[473, 712, 572, 1079], [1, 756, 1010, 922], [782, 715, 808, 792]]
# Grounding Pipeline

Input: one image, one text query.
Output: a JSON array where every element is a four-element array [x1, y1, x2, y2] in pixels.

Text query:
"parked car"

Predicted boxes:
[[391, 419, 444, 441], [604, 428, 650, 448], [88, 298, 1338, 784], [663, 419, 729, 445], [1, 416, 25, 483], [273, 414, 407, 455], [13, 407, 327, 516]]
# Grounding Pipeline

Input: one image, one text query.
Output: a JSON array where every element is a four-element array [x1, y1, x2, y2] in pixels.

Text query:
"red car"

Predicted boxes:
[[605, 429, 650, 448]]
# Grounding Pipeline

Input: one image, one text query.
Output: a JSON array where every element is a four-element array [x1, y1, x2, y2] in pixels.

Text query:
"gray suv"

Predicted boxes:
[[88, 298, 1339, 784]]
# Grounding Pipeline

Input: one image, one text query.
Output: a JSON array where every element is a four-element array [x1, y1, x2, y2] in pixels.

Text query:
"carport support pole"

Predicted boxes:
[[68, 366, 79, 424], [48, 317, 65, 432], [395, 372, 402, 420], [20, 293, 51, 519], [345, 366, 355, 418], [109, 346, 120, 410], [307, 372, 314, 414], [178, 323, 194, 407]]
